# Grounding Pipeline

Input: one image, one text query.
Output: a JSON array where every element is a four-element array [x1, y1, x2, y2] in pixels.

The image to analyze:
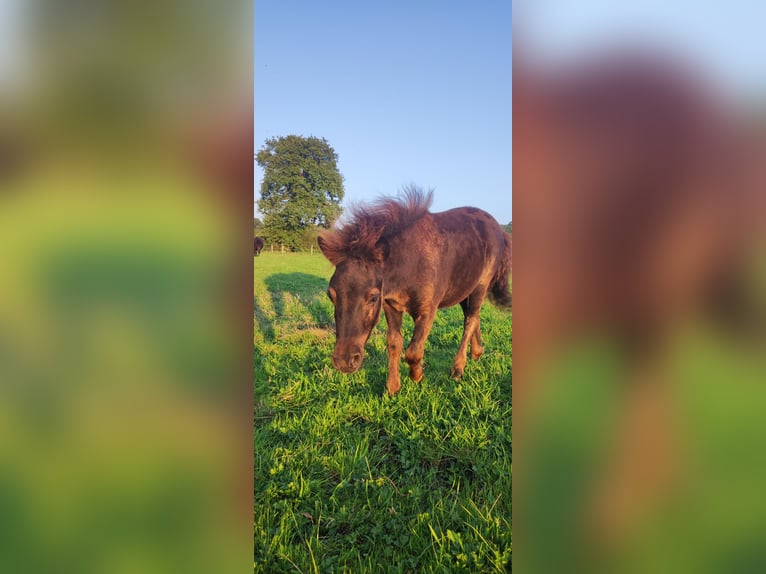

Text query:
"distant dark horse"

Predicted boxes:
[[253, 236, 264, 256], [318, 187, 512, 395]]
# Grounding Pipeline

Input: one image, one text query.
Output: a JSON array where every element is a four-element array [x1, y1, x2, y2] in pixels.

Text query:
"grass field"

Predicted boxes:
[[254, 252, 512, 572]]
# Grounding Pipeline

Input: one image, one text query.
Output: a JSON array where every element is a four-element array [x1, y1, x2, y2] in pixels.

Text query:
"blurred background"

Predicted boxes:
[[515, 2, 766, 574], [0, 1, 252, 572], [4, 0, 764, 571]]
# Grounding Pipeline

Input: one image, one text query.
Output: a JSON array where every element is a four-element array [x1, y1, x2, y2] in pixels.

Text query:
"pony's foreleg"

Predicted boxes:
[[383, 305, 404, 395], [404, 308, 438, 383], [453, 289, 487, 379]]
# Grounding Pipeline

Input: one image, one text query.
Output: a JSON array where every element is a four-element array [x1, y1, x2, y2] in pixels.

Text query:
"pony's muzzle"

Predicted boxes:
[[332, 348, 364, 373]]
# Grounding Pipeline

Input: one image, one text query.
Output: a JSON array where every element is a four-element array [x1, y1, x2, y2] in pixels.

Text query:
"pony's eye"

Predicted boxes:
[[368, 292, 380, 304]]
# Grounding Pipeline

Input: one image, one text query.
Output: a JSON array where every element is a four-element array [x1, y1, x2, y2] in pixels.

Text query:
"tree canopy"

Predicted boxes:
[[256, 135, 344, 250]]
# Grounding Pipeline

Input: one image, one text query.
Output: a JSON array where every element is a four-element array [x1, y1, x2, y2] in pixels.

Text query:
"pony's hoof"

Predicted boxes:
[[450, 367, 464, 380], [409, 369, 424, 383]]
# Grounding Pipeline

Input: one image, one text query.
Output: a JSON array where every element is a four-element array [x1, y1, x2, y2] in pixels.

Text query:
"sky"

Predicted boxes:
[[255, 1, 765, 226], [254, 1, 513, 224], [519, 1, 766, 99], [0, 0, 25, 90]]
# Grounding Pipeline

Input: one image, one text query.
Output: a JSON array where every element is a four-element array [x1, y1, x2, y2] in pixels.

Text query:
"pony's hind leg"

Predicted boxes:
[[453, 289, 487, 378], [460, 297, 484, 360], [470, 324, 484, 360]]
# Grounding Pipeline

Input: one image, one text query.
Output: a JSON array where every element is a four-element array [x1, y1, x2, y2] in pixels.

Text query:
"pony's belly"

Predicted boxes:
[[438, 289, 471, 309], [439, 266, 495, 309]]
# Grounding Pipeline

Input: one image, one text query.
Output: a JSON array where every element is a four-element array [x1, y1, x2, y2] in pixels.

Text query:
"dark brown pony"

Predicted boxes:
[[514, 47, 766, 553], [253, 236, 264, 256], [317, 187, 512, 395], [514, 49, 765, 404]]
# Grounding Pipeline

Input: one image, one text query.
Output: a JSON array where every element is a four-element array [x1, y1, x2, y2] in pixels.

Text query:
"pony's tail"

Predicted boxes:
[[488, 231, 512, 310]]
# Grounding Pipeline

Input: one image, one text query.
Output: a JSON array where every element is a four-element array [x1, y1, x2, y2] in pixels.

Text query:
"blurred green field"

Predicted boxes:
[[254, 252, 512, 572]]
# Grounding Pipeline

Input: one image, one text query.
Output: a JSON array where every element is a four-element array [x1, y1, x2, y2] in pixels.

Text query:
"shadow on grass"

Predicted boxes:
[[253, 297, 275, 342], [264, 272, 333, 328]]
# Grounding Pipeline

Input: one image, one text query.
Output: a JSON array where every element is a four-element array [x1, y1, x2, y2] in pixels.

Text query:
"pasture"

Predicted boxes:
[[254, 252, 512, 572]]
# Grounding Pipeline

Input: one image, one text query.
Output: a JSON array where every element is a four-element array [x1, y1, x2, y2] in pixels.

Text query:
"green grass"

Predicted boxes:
[[254, 252, 512, 573]]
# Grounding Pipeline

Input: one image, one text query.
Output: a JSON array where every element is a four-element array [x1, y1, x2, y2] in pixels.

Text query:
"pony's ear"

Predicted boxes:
[[317, 232, 343, 265]]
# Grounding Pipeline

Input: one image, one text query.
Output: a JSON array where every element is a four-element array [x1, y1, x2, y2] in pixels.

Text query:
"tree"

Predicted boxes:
[[256, 135, 344, 250], [502, 221, 512, 234], [253, 217, 263, 235]]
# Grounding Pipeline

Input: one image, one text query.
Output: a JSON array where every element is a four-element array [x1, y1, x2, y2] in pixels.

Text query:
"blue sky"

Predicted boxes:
[[254, 1, 513, 224], [519, 2, 766, 98], [255, 2, 765, 225]]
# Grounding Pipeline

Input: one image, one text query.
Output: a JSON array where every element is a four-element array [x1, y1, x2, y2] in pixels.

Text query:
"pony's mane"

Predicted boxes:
[[318, 185, 433, 265]]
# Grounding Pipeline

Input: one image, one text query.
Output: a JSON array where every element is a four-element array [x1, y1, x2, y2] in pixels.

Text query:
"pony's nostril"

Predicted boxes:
[[349, 353, 362, 370]]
